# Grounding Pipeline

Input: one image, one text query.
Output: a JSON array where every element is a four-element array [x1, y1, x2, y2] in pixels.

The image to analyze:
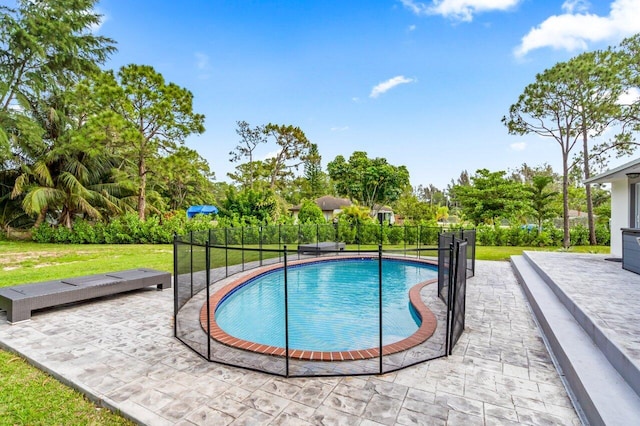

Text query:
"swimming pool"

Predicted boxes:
[[202, 256, 438, 360]]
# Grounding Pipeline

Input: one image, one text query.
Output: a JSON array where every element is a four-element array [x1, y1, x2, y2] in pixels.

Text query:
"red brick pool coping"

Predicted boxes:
[[199, 255, 439, 361]]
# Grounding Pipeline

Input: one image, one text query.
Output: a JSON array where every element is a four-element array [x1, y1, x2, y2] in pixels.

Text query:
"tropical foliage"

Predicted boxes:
[[1, 1, 638, 248]]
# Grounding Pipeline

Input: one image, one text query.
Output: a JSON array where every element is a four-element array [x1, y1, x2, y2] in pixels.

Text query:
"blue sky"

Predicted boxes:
[[94, 0, 640, 189]]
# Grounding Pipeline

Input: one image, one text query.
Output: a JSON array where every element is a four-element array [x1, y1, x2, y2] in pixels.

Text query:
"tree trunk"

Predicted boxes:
[[34, 208, 47, 228], [562, 153, 570, 249], [138, 156, 146, 221], [582, 129, 597, 245]]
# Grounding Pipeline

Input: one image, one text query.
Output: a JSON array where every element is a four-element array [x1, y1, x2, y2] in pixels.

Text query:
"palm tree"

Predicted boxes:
[[526, 176, 560, 230], [12, 146, 132, 228]]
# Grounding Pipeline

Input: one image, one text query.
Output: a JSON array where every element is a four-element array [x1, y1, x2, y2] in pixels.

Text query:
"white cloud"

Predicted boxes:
[[195, 52, 210, 70], [408, 24, 417, 31], [562, 0, 590, 14], [619, 87, 640, 105], [88, 9, 107, 33], [399, 0, 521, 22], [515, 0, 640, 58], [510, 142, 526, 151], [369, 76, 415, 98]]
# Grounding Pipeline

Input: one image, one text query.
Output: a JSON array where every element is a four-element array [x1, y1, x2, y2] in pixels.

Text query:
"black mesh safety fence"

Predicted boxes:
[[173, 225, 475, 377], [449, 240, 468, 353]]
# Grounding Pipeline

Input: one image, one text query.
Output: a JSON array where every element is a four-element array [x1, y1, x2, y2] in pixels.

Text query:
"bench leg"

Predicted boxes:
[[7, 303, 31, 324], [156, 278, 171, 290]]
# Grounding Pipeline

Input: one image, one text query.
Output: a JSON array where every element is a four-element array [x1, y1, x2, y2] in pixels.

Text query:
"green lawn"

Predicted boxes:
[[0, 350, 133, 425], [0, 240, 610, 423], [475, 245, 610, 261], [0, 242, 173, 287]]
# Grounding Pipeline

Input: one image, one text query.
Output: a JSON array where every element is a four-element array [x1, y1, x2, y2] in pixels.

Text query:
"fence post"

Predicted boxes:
[[259, 226, 263, 266], [403, 225, 407, 257], [189, 231, 194, 298], [173, 233, 178, 337], [206, 236, 212, 360], [241, 227, 245, 271], [445, 241, 454, 355], [378, 244, 383, 374], [279, 224, 282, 263], [284, 245, 290, 377], [225, 227, 229, 277]]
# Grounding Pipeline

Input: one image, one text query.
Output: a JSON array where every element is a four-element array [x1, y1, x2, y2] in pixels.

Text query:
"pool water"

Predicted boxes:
[[214, 258, 437, 352]]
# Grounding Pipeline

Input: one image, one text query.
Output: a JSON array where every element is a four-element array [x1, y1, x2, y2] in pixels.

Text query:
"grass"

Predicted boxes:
[[0, 240, 611, 423], [1, 241, 612, 287], [0, 242, 173, 287], [0, 350, 133, 425], [474, 245, 610, 261]]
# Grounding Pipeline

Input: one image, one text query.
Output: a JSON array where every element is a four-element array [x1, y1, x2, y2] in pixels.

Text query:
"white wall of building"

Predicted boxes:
[[610, 179, 629, 257]]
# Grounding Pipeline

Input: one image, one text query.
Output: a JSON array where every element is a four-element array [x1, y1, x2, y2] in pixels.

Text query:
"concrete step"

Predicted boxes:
[[521, 251, 640, 399], [511, 255, 640, 426]]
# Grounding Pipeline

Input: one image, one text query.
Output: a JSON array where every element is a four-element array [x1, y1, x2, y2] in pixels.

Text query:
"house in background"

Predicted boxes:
[[289, 195, 396, 224], [290, 196, 352, 222], [373, 205, 395, 224], [584, 157, 640, 259]]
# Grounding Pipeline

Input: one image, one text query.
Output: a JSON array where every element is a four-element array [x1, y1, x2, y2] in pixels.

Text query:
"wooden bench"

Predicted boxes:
[[0, 268, 171, 323], [297, 241, 346, 255]]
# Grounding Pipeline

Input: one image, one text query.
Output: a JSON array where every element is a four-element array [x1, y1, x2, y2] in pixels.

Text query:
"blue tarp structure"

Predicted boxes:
[[186, 205, 218, 219]]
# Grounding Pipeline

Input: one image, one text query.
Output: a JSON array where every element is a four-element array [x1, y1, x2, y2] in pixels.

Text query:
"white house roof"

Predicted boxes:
[[584, 157, 640, 184]]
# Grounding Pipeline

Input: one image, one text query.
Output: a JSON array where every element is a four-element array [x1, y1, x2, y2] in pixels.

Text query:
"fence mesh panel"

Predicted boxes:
[[450, 241, 468, 352], [174, 225, 474, 377]]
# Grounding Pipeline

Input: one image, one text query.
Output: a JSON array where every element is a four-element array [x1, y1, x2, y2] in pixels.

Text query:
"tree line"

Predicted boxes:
[[1, 0, 638, 248]]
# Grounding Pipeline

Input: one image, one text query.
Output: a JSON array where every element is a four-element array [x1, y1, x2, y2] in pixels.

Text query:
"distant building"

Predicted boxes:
[[290, 196, 395, 224], [373, 204, 395, 224], [585, 157, 640, 257], [290, 196, 352, 222]]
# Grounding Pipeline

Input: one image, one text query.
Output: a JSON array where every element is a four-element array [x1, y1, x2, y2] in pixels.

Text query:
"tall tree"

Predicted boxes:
[[157, 146, 216, 211], [617, 34, 640, 135], [9, 87, 130, 228], [394, 187, 435, 223], [526, 175, 560, 229], [504, 60, 600, 247], [0, 0, 115, 112], [0, 0, 116, 221], [327, 151, 410, 212], [95, 65, 205, 220], [229, 121, 266, 190], [263, 124, 311, 190], [227, 160, 271, 190], [451, 169, 529, 226], [302, 143, 328, 198], [569, 50, 623, 245]]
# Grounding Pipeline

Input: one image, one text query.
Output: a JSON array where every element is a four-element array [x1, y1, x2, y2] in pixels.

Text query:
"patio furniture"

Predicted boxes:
[[0, 268, 171, 323], [297, 241, 345, 254]]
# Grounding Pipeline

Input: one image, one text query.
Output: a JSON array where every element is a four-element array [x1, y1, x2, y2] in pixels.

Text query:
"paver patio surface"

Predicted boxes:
[[524, 251, 640, 366], [0, 260, 580, 425]]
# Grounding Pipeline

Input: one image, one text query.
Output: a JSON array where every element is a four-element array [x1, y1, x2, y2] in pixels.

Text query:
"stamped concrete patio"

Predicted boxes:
[[0, 259, 581, 425]]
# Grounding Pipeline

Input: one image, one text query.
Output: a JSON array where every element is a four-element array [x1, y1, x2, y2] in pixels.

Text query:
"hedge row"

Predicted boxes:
[[475, 223, 610, 246], [31, 213, 611, 247]]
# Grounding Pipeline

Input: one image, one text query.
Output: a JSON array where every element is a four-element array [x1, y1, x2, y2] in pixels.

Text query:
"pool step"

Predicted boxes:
[[511, 254, 640, 426]]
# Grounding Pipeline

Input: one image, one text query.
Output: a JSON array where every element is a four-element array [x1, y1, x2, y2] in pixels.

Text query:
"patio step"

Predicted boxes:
[[511, 254, 640, 426]]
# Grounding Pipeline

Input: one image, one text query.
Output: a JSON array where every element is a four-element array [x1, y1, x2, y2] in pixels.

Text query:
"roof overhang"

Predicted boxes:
[[584, 157, 640, 184]]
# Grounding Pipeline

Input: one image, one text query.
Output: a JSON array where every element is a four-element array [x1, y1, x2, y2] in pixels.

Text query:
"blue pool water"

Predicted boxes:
[[215, 258, 437, 352]]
